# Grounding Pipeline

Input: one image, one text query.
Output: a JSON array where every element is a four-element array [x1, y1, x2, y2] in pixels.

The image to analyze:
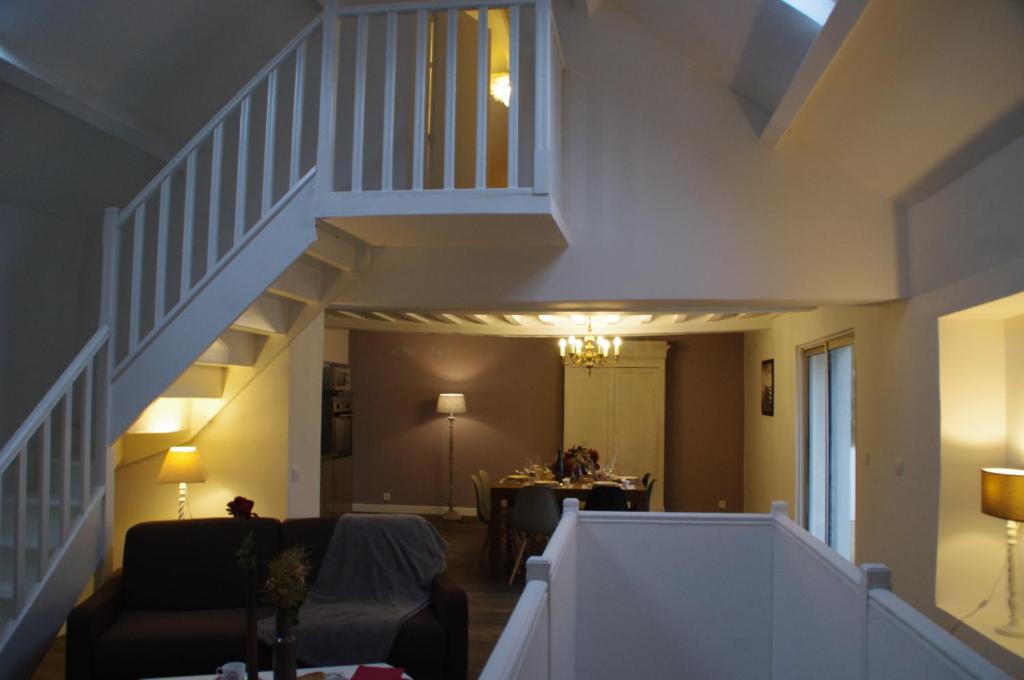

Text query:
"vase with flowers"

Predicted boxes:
[[228, 496, 260, 680], [554, 445, 600, 480], [264, 545, 310, 680]]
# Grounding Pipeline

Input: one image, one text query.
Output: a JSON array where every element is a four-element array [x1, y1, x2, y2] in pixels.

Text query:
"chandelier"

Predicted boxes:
[[559, 318, 622, 375]]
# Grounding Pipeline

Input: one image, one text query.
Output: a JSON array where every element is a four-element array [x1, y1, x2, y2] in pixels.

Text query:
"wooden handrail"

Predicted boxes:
[[0, 326, 109, 470]]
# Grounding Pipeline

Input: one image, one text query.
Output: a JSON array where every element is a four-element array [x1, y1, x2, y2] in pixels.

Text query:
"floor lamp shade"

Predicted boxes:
[[982, 467, 1024, 638], [982, 468, 1024, 520], [436, 393, 467, 415]]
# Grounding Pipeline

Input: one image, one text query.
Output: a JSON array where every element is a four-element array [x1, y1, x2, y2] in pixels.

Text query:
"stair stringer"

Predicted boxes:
[[109, 176, 317, 439], [0, 493, 104, 679]]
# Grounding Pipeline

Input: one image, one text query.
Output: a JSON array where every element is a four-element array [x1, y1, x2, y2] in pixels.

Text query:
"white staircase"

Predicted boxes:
[[0, 1, 562, 674]]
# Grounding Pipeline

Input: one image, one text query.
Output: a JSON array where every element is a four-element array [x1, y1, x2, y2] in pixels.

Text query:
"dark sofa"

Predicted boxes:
[[67, 517, 467, 680]]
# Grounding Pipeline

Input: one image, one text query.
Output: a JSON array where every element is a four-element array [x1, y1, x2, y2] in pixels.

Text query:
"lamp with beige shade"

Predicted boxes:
[[158, 446, 207, 520], [982, 467, 1024, 637], [437, 393, 467, 521]]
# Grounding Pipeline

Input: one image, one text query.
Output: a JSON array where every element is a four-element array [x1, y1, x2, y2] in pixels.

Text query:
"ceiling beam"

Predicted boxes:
[[761, 0, 869, 147], [0, 45, 174, 161]]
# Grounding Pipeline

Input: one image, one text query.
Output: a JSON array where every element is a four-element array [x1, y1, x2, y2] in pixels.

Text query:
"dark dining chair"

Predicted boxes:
[[642, 472, 652, 488], [645, 478, 657, 509], [471, 473, 494, 567], [507, 486, 561, 584], [585, 485, 629, 511]]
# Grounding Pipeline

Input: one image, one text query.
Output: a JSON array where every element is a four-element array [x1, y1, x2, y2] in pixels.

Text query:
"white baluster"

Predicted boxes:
[[443, 8, 457, 190], [412, 9, 428, 190], [181, 150, 197, 298], [208, 123, 224, 272], [13, 448, 26, 614], [382, 11, 398, 191], [508, 5, 520, 188], [351, 13, 369, 192], [129, 206, 145, 352], [534, 0, 552, 194], [235, 96, 252, 243], [81, 361, 93, 507], [262, 68, 279, 216], [317, 4, 341, 195], [475, 7, 489, 189], [39, 414, 52, 573], [155, 178, 171, 320], [290, 41, 307, 187]]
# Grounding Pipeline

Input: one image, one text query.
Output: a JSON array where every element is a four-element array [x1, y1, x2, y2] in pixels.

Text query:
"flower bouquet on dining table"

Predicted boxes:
[[555, 445, 600, 479]]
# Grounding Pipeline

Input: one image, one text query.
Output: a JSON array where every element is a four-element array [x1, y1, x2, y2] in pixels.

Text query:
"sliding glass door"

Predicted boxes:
[[802, 335, 856, 561]]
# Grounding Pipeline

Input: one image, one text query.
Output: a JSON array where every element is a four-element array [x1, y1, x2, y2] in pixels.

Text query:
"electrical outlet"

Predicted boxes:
[[718, 500, 727, 509], [382, 492, 391, 503]]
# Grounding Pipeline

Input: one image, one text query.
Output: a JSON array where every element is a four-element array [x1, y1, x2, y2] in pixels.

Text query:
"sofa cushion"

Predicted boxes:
[[95, 607, 274, 680], [123, 517, 280, 610], [386, 607, 447, 680]]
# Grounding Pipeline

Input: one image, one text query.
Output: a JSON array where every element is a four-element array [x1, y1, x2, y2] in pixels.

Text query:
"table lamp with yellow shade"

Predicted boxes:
[[982, 467, 1024, 637], [158, 446, 206, 520]]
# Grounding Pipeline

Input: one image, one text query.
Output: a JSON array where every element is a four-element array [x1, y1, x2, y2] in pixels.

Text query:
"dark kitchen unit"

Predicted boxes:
[[321, 362, 353, 516]]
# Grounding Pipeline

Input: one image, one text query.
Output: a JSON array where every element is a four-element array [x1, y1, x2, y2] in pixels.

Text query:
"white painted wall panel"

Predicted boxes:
[[575, 515, 773, 680], [771, 525, 864, 680]]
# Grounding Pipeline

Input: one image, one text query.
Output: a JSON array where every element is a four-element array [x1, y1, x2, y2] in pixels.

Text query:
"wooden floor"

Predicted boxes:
[[32, 515, 522, 680]]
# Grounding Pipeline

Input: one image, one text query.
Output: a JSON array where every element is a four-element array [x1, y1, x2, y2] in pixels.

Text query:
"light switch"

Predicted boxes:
[[290, 466, 299, 483], [895, 457, 904, 477]]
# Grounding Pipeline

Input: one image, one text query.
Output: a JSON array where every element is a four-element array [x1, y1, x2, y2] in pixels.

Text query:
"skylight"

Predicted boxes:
[[780, 0, 835, 25]]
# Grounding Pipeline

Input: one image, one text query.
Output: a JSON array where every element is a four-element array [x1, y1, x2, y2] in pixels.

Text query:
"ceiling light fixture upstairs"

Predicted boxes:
[[490, 72, 511, 107], [559, 316, 622, 376]]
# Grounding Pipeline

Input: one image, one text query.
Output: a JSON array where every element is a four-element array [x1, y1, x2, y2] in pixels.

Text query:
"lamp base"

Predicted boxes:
[[441, 509, 462, 522], [996, 622, 1024, 638]]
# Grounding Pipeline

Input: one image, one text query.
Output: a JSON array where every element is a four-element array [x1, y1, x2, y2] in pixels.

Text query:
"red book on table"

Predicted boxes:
[[350, 666, 405, 680]]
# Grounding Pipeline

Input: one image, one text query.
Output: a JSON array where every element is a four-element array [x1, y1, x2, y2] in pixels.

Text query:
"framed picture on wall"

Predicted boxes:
[[761, 359, 774, 416]]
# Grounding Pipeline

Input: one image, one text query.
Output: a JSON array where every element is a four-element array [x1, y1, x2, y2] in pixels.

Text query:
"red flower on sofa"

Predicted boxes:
[[227, 496, 258, 519]]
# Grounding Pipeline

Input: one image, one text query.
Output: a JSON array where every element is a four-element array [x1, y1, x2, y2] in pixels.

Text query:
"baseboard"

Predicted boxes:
[[351, 503, 477, 517]]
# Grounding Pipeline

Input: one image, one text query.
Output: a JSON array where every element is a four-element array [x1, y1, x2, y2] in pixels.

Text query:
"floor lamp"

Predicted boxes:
[[437, 393, 467, 521], [982, 467, 1024, 637]]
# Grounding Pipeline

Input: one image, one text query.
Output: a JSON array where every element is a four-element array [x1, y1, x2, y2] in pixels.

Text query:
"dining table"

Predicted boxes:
[[488, 478, 650, 576]]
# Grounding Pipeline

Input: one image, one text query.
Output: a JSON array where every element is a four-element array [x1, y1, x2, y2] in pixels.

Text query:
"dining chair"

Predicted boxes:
[[585, 485, 629, 511], [472, 473, 495, 567], [645, 478, 657, 510], [507, 486, 561, 584], [642, 472, 652, 488], [477, 468, 492, 491]]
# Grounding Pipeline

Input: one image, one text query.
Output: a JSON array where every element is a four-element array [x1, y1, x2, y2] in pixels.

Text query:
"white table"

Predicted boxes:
[[147, 663, 411, 679]]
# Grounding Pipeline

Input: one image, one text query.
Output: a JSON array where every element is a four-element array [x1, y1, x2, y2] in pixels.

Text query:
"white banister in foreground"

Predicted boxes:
[[483, 502, 1011, 680]]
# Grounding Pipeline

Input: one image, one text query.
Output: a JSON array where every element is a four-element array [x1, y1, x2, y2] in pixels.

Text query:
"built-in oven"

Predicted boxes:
[[321, 363, 353, 459]]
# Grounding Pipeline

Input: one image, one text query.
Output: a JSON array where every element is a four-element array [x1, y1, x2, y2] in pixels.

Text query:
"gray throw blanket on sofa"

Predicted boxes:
[[259, 514, 448, 666]]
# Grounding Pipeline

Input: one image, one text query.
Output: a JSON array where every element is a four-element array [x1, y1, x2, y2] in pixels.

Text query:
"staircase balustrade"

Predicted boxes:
[[0, 327, 110, 652], [0, 1, 561, 671]]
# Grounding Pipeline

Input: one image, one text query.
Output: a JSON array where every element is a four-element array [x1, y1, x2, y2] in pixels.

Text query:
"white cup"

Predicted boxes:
[[217, 662, 246, 680]]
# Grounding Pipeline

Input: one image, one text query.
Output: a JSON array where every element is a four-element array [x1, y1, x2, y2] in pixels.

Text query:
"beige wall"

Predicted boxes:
[[113, 314, 325, 565], [349, 331, 564, 509], [1008, 315, 1024, 465], [324, 327, 350, 365], [350, 330, 747, 512], [743, 135, 1024, 675], [665, 334, 744, 512]]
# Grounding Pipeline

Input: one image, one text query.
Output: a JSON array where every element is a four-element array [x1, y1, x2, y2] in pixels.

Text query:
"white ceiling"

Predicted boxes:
[[325, 308, 790, 336]]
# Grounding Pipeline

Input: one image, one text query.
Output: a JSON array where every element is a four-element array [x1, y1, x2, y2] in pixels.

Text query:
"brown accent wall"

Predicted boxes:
[[664, 334, 745, 512], [350, 331, 564, 508]]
